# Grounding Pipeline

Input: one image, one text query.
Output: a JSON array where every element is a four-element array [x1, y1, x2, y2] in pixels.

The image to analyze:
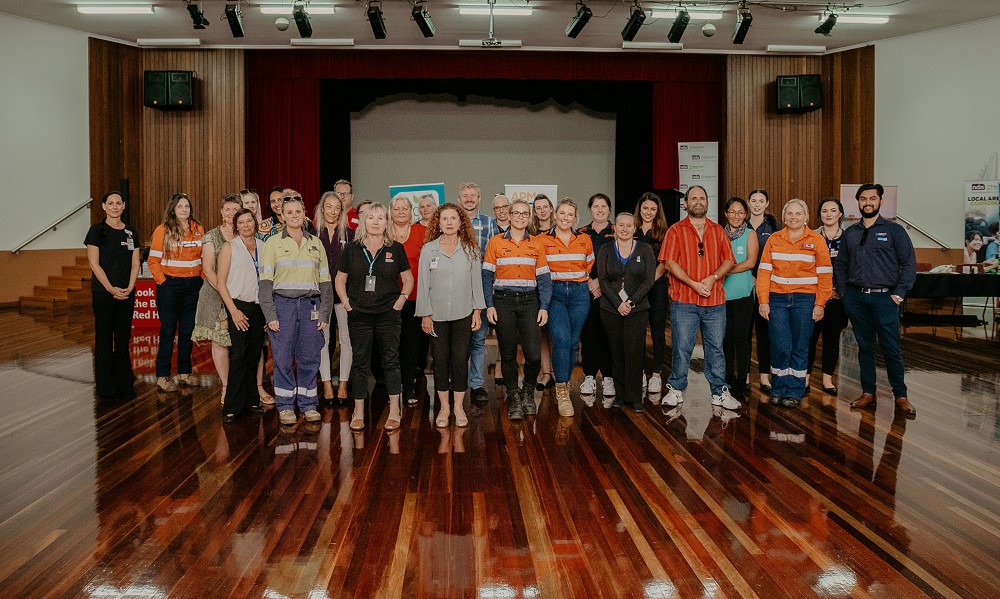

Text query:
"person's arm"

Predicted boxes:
[[814, 239, 833, 308], [257, 241, 279, 329], [86, 245, 117, 295], [892, 225, 918, 300], [317, 246, 333, 328], [147, 226, 166, 284], [394, 270, 414, 310], [201, 241, 219, 290], [470, 257, 485, 331], [414, 246, 433, 317], [216, 243, 247, 331], [755, 238, 773, 319], [833, 231, 851, 298], [535, 247, 552, 312], [126, 248, 140, 297], [630, 245, 657, 304], [596, 246, 621, 308], [335, 272, 350, 311], [729, 232, 758, 275], [664, 260, 709, 296]]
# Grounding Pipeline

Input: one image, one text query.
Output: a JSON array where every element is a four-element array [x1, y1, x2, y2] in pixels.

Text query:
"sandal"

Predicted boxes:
[[258, 386, 275, 405], [385, 418, 401, 432], [349, 417, 365, 431], [454, 412, 468, 428], [220, 385, 226, 406], [435, 411, 450, 428]]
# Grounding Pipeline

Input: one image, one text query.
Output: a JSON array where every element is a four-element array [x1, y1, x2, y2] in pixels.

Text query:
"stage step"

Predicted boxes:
[[19, 255, 92, 314]]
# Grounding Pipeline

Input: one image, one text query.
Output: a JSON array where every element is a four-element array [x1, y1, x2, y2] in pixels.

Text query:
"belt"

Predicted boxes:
[[494, 288, 537, 296], [858, 286, 890, 294]]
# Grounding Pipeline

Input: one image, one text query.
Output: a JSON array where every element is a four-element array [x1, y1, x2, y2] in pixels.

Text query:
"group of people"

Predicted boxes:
[[85, 179, 918, 431]]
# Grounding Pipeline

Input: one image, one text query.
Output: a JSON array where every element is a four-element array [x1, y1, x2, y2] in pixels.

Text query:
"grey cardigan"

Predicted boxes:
[[415, 237, 486, 321]]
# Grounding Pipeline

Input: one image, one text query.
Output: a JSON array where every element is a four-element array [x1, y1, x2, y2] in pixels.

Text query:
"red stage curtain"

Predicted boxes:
[[652, 80, 725, 190]]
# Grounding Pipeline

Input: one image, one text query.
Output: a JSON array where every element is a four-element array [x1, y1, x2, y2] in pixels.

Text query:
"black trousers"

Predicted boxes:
[[348, 309, 402, 400], [807, 298, 848, 376], [92, 291, 136, 399], [430, 314, 473, 392], [752, 296, 771, 380], [399, 299, 423, 396], [647, 278, 669, 374], [223, 299, 265, 415], [723, 295, 755, 396], [600, 308, 649, 408], [580, 296, 613, 379], [493, 290, 541, 392]]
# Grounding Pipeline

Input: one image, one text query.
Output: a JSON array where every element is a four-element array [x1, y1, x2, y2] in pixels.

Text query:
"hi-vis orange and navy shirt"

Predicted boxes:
[[482, 229, 552, 309], [538, 229, 595, 283], [756, 227, 833, 306]]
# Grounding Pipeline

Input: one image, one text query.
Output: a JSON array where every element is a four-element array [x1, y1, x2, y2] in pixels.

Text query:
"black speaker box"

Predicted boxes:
[[144, 70, 194, 109], [776, 74, 822, 114], [798, 74, 822, 110], [776, 76, 800, 113]]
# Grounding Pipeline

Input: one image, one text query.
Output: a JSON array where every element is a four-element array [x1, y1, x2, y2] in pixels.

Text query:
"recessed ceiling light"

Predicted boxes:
[[459, 7, 532, 16], [767, 44, 826, 54], [835, 15, 889, 24], [77, 5, 154, 14], [137, 38, 201, 46], [650, 10, 723, 21], [622, 41, 684, 51], [290, 38, 354, 46], [261, 6, 335, 15]]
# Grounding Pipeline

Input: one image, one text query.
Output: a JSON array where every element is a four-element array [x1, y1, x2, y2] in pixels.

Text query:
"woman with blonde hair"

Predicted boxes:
[[316, 191, 355, 402]]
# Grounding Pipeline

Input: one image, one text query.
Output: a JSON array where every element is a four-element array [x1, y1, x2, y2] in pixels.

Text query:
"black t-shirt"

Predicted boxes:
[[338, 240, 411, 314], [84, 221, 136, 294]]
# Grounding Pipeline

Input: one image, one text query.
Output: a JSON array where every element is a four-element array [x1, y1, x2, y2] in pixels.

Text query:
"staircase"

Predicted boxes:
[[19, 256, 92, 313]]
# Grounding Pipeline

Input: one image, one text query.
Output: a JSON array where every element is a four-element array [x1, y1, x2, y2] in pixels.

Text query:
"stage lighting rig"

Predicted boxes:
[[815, 12, 838, 36], [732, 2, 752, 45], [667, 7, 689, 44], [621, 1, 645, 42], [186, 1, 209, 29], [367, 0, 387, 39], [566, 2, 593, 39], [224, 2, 244, 38], [293, 3, 313, 37], [412, 1, 435, 38]]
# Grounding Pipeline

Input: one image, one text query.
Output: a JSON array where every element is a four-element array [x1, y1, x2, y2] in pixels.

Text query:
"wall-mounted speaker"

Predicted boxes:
[[144, 70, 194, 109], [776, 74, 822, 114], [798, 74, 822, 110], [776, 76, 800, 113]]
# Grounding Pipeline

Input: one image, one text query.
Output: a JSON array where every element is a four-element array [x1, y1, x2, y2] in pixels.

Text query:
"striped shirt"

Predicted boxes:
[[659, 217, 735, 307], [538, 229, 595, 282], [756, 227, 833, 306], [148, 222, 205, 284], [482, 229, 552, 309]]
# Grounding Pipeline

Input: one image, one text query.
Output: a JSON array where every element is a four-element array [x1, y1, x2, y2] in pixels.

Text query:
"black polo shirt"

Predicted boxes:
[[84, 221, 136, 294], [834, 216, 916, 297], [580, 221, 615, 278], [338, 240, 410, 313]]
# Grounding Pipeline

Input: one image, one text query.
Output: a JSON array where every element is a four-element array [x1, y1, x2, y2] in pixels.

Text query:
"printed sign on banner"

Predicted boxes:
[[677, 142, 719, 221], [388, 183, 446, 222], [964, 181, 999, 262], [504, 184, 558, 212]]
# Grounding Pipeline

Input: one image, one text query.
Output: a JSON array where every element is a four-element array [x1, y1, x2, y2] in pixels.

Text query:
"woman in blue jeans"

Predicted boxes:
[[539, 199, 595, 417]]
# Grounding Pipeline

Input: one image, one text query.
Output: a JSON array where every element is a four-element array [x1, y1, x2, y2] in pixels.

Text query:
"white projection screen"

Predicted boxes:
[[350, 94, 616, 210]]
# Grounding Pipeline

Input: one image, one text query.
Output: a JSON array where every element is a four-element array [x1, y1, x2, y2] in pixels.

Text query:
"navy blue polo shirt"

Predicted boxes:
[[580, 221, 615, 278], [834, 216, 916, 297]]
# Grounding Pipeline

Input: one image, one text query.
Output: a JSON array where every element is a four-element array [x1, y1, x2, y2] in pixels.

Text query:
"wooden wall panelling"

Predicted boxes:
[[139, 50, 245, 242], [821, 46, 876, 196]]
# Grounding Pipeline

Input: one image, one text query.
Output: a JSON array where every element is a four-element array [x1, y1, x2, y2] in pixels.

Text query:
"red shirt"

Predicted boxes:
[[346, 207, 359, 231], [659, 217, 735, 307], [399, 223, 426, 301]]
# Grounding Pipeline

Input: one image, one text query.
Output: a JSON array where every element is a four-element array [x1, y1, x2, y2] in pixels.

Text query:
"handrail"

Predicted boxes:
[[895, 213, 950, 251], [12, 199, 93, 254]]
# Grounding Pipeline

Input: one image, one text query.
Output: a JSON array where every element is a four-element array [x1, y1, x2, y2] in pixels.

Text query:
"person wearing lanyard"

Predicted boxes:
[[835, 184, 917, 418], [459, 182, 498, 402], [336, 203, 414, 432], [258, 195, 334, 426], [747, 188, 779, 395], [315, 191, 354, 403], [539, 198, 595, 417], [482, 199, 552, 421], [578, 193, 617, 403], [633, 192, 669, 396], [390, 195, 427, 407], [807, 198, 849, 398], [595, 213, 655, 412], [217, 208, 266, 422]]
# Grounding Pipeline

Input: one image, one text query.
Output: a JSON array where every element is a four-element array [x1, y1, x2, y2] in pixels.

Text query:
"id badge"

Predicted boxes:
[[126, 237, 135, 251], [365, 275, 376, 292], [429, 257, 440, 270], [618, 288, 629, 302], [310, 309, 319, 321]]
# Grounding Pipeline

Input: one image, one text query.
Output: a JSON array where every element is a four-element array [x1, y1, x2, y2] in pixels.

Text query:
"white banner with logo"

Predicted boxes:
[[677, 142, 719, 221], [964, 181, 999, 263], [504, 184, 558, 212]]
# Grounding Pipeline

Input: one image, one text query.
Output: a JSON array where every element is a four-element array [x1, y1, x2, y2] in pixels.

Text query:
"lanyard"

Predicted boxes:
[[363, 246, 383, 276], [250, 245, 259, 274], [614, 240, 635, 264]]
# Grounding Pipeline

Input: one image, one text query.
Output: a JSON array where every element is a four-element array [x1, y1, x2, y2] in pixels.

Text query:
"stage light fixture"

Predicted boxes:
[[667, 8, 689, 43], [815, 12, 837, 36], [412, 1, 436, 38], [293, 3, 313, 38], [566, 3, 593, 39], [621, 2, 645, 42], [186, 1, 209, 29], [732, 4, 752, 45], [224, 3, 245, 38], [367, 0, 387, 39]]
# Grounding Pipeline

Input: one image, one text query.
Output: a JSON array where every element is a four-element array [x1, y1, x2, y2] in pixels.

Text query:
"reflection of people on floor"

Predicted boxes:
[[417, 518, 475, 595]]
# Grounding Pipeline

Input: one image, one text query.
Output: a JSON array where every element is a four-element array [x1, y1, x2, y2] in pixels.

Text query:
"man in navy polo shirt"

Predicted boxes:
[[834, 183, 917, 418]]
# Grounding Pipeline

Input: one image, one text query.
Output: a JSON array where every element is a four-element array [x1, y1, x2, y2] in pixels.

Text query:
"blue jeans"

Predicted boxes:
[[668, 301, 727, 395], [547, 281, 592, 382], [155, 276, 202, 377], [767, 292, 816, 400], [842, 287, 907, 398], [468, 313, 489, 389]]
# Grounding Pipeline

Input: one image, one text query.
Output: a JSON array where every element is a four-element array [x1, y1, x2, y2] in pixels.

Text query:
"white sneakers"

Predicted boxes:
[[647, 374, 662, 394], [663, 384, 684, 407], [711, 386, 742, 411], [602, 377, 616, 397], [580, 375, 597, 394]]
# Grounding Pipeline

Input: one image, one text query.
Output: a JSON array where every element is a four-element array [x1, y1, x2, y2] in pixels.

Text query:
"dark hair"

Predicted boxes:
[[748, 189, 769, 202], [233, 207, 258, 232], [684, 185, 708, 201], [634, 192, 667, 244], [270, 186, 284, 195], [588, 193, 611, 209], [817, 197, 844, 220], [855, 183, 884, 201], [990, 221, 999, 236], [966, 230, 983, 243], [722, 197, 749, 226], [101, 190, 124, 204]]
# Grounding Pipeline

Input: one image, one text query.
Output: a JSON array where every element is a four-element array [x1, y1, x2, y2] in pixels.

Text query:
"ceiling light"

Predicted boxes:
[[650, 10, 723, 21], [836, 15, 889, 24], [732, 4, 752, 44], [566, 3, 592, 39], [667, 8, 689, 43], [815, 12, 837, 36], [412, 1, 436, 38], [260, 6, 335, 15], [77, 5, 153, 14], [290, 38, 355, 46], [137, 38, 201, 46], [622, 42, 683, 51], [293, 3, 313, 38], [224, 3, 244, 38], [459, 7, 532, 16], [458, 39, 522, 47], [186, 1, 209, 29], [767, 44, 826, 54], [367, 0, 387, 39], [621, 2, 645, 42]]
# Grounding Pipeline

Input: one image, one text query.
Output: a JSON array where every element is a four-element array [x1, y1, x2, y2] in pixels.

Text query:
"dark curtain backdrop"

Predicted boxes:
[[246, 50, 724, 217]]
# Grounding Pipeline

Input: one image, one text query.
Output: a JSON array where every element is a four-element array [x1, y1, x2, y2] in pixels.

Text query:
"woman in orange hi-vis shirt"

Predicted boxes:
[[148, 193, 206, 392], [756, 198, 832, 408]]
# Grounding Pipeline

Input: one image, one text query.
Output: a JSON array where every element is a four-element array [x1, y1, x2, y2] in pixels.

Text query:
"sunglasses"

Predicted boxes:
[[283, 195, 303, 203], [239, 188, 257, 195], [698, 242, 704, 257]]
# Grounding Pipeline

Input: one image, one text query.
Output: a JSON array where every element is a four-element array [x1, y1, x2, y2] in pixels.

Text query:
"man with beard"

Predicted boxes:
[[834, 183, 917, 418], [659, 186, 738, 410], [459, 182, 499, 402]]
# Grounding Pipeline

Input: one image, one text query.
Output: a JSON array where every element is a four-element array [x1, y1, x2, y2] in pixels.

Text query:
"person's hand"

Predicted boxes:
[[588, 279, 601, 298], [231, 309, 249, 332], [758, 303, 770, 320], [537, 309, 548, 326], [618, 302, 632, 316], [421, 316, 435, 335], [471, 310, 482, 332], [891, 294, 902, 305], [830, 289, 840, 300], [268, 320, 280, 332], [393, 296, 406, 311], [487, 307, 498, 325], [699, 275, 716, 290], [343, 300, 352, 312], [812, 305, 825, 322], [690, 280, 711, 297], [317, 321, 328, 331]]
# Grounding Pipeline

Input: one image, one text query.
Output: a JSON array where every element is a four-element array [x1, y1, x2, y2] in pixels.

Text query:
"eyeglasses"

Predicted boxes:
[[726, 210, 747, 216], [494, 205, 510, 211], [283, 195, 302, 203], [510, 210, 530, 217], [698, 242, 704, 257]]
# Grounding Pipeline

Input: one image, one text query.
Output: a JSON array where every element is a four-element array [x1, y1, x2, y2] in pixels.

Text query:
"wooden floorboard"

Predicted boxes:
[[0, 309, 997, 598]]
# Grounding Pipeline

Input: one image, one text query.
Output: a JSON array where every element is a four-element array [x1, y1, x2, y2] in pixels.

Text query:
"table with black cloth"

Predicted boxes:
[[902, 273, 1000, 331]]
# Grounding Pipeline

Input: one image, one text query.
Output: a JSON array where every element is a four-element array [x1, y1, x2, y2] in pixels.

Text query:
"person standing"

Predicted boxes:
[[335, 179, 360, 231], [530, 194, 555, 389], [807, 198, 849, 397], [493, 194, 511, 234], [316, 191, 354, 402], [834, 183, 917, 418], [659, 186, 739, 410], [747, 189, 779, 394], [756, 199, 832, 407], [721, 197, 759, 400], [335, 203, 413, 432], [633, 192, 669, 395], [539, 198, 595, 417], [458, 182, 498, 402], [85, 191, 140, 401], [148, 193, 205, 392], [390, 195, 427, 406], [596, 213, 655, 412], [259, 195, 333, 425], [416, 203, 486, 428], [578, 193, 617, 401], [417, 194, 437, 228], [483, 199, 552, 420], [239, 188, 274, 404], [257, 187, 287, 242]]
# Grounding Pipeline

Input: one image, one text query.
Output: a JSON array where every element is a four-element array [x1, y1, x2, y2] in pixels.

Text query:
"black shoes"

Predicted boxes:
[[471, 387, 490, 407], [521, 385, 537, 416], [222, 413, 238, 423], [507, 391, 524, 421]]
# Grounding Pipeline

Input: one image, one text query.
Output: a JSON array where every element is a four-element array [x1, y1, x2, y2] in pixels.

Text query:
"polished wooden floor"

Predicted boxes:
[[1, 309, 998, 599]]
